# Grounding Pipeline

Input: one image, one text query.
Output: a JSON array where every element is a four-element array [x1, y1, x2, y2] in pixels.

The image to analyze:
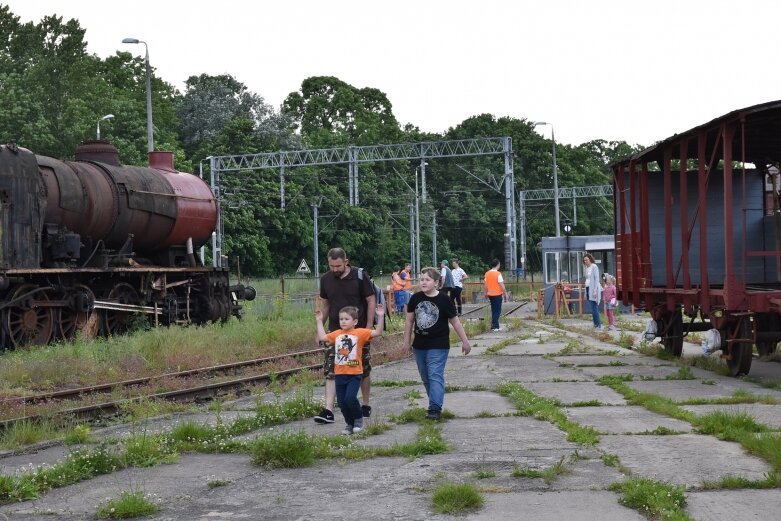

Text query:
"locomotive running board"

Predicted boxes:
[[93, 299, 162, 315]]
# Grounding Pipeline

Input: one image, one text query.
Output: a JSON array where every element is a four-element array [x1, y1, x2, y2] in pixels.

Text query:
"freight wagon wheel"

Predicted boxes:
[[726, 320, 753, 377], [5, 284, 54, 348], [756, 341, 778, 357], [102, 283, 141, 336], [58, 285, 96, 340], [662, 310, 683, 357], [755, 314, 779, 357]]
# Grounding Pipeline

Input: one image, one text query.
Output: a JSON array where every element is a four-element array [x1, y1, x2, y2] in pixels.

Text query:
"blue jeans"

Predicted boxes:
[[413, 348, 450, 413], [488, 295, 503, 329], [586, 288, 601, 328], [394, 290, 406, 315], [335, 374, 362, 426]]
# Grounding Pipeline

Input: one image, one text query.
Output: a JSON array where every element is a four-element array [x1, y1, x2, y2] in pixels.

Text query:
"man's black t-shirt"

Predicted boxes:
[[407, 290, 456, 349], [319, 267, 374, 332]]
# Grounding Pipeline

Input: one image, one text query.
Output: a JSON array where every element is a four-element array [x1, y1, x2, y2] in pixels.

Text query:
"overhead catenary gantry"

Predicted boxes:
[[207, 137, 517, 274], [517, 184, 613, 272]]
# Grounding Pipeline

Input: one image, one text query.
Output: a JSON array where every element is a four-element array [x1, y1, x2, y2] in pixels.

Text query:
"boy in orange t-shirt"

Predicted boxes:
[[316, 304, 384, 434]]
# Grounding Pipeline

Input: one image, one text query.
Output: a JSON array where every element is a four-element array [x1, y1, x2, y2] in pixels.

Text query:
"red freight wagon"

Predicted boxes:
[[612, 101, 781, 376]]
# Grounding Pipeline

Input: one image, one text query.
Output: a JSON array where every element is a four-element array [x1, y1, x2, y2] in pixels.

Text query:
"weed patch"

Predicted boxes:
[[431, 483, 484, 514], [250, 430, 315, 468], [96, 490, 161, 519], [496, 382, 598, 445], [610, 477, 690, 520]]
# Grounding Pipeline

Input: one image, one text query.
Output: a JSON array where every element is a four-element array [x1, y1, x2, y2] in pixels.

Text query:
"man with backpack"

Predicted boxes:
[[315, 247, 377, 424]]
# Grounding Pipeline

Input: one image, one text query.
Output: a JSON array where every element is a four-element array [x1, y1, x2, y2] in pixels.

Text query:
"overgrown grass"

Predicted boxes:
[[599, 376, 781, 485], [496, 382, 599, 445], [62, 424, 92, 445], [664, 366, 696, 380], [610, 477, 691, 521], [0, 419, 56, 448], [431, 482, 484, 514], [0, 303, 318, 397], [95, 490, 161, 519], [249, 422, 450, 469], [511, 455, 571, 484], [250, 430, 315, 468], [373, 379, 419, 387], [0, 389, 321, 504]]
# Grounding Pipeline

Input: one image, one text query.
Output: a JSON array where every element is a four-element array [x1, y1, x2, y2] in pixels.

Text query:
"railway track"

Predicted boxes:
[[458, 299, 532, 320], [0, 346, 391, 433]]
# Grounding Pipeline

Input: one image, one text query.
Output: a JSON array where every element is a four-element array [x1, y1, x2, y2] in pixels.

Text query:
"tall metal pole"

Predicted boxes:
[[122, 38, 153, 153], [415, 170, 421, 276], [551, 126, 559, 237], [534, 122, 560, 237], [313, 203, 320, 288], [432, 211, 437, 267], [409, 203, 415, 272], [143, 43, 153, 153]]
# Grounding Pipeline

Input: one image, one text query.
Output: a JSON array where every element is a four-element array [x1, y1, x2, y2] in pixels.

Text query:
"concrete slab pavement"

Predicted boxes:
[[2, 316, 781, 520]]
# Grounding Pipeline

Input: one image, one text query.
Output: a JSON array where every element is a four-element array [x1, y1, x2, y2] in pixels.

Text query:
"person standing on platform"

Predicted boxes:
[[583, 253, 603, 330], [484, 258, 508, 331], [391, 266, 406, 316], [603, 273, 617, 331], [315, 248, 376, 424], [403, 267, 471, 420], [401, 262, 413, 312], [439, 260, 455, 301], [450, 258, 468, 315]]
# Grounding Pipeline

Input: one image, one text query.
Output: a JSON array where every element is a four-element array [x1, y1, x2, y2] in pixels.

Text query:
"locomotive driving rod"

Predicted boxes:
[[92, 300, 162, 315]]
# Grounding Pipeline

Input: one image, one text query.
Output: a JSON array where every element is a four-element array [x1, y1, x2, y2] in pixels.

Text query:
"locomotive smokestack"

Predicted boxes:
[[148, 151, 176, 172], [75, 140, 120, 166]]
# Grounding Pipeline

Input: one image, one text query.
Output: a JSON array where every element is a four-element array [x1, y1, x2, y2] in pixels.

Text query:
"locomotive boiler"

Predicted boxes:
[[0, 140, 254, 349]]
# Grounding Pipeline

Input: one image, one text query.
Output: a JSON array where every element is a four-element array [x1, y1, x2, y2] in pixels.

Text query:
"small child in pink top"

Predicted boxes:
[[603, 274, 618, 331]]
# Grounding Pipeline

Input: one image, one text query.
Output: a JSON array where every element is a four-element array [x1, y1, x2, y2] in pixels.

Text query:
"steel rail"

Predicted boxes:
[[0, 347, 326, 406]]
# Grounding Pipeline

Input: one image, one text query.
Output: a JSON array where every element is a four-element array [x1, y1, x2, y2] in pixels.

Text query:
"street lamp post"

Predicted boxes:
[[96, 114, 114, 140], [563, 219, 573, 282], [414, 166, 422, 277], [122, 38, 153, 152], [534, 122, 560, 237]]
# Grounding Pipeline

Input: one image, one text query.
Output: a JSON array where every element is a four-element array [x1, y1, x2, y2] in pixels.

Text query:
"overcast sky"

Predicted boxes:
[[6, 0, 781, 147]]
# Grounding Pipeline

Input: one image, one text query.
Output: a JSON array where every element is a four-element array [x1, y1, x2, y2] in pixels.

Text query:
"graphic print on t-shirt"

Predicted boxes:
[[334, 333, 360, 367], [414, 300, 440, 331]]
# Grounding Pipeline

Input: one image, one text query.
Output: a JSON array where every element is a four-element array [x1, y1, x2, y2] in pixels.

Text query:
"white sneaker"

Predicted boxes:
[[491, 328, 501, 332], [608, 325, 616, 331]]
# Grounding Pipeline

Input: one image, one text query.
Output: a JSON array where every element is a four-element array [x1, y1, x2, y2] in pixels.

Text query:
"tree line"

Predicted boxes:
[[0, 6, 643, 277]]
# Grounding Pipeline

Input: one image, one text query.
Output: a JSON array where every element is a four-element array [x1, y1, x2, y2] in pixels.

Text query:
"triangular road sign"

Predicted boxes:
[[297, 258, 311, 273]]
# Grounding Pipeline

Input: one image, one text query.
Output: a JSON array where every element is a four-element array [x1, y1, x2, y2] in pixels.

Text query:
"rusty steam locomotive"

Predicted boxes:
[[0, 140, 254, 349]]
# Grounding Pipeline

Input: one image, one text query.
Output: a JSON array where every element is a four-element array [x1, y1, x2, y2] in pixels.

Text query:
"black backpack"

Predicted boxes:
[[357, 268, 386, 327]]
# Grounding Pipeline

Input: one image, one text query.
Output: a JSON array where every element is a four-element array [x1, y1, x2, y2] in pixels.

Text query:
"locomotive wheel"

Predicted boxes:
[[102, 283, 141, 336], [5, 284, 54, 348], [58, 285, 96, 341], [726, 320, 753, 377], [662, 310, 684, 357]]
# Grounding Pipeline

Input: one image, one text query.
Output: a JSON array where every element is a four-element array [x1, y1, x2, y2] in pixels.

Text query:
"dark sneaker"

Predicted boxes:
[[361, 405, 372, 418], [341, 424, 353, 435], [425, 410, 441, 421], [314, 408, 335, 424]]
